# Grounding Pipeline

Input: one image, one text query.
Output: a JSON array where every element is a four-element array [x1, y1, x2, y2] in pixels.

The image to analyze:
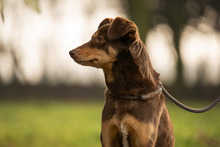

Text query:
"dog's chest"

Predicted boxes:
[[117, 122, 129, 147], [102, 104, 155, 147]]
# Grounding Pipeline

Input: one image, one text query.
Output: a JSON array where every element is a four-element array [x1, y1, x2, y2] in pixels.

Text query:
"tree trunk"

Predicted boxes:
[[173, 28, 185, 91], [126, 0, 150, 42]]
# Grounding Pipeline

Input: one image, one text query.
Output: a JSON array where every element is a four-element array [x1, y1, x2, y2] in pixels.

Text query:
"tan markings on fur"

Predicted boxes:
[[76, 46, 118, 82], [102, 114, 154, 147], [108, 46, 118, 59], [102, 46, 118, 83], [122, 115, 154, 146], [102, 115, 119, 147], [76, 47, 117, 67], [93, 32, 99, 38], [103, 67, 114, 83]]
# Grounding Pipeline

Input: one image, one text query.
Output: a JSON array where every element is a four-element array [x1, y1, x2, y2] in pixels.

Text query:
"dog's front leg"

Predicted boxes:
[[101, 122, 122, 147], [125, 122, 156, 147]]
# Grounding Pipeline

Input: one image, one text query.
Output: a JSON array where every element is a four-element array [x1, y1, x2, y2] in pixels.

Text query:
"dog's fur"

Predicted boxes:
[[69, 17, 174, 147]]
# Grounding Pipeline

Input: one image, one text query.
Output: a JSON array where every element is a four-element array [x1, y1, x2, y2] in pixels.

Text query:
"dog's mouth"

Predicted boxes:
[[88, 58, 98, 63], [75, 58, 99, 65], [76, 58, 100, 68]]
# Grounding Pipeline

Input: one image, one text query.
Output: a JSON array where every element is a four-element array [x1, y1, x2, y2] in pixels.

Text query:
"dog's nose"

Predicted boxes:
[[69, 49, 77, 57]]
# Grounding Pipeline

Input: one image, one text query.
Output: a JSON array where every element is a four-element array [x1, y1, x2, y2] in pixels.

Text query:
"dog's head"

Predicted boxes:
[[69, 17, 140, 69]]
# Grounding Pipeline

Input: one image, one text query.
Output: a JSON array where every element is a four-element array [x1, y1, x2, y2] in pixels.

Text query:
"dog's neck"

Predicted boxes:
[[103, 41, 160, 96]]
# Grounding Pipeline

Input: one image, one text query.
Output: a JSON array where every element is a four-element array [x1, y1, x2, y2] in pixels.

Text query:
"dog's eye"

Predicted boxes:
[[98, 36, 104, 41]]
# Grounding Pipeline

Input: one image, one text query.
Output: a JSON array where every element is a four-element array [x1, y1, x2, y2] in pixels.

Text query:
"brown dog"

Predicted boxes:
[[69, 17, 174, 147]]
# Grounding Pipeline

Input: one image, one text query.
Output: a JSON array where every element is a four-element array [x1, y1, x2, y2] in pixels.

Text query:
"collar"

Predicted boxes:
[[119, 86, 162, 101]]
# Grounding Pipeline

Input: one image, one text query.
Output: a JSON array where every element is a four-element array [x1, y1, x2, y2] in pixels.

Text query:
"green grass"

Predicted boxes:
[[167, 102, 220, 147], [0, 100, 219, 147]]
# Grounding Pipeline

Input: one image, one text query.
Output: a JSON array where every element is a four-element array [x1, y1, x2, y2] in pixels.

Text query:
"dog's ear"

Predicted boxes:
[[129, 41, 156, 81], [107, 17, 137, 40], [98, 18, 114, 29]]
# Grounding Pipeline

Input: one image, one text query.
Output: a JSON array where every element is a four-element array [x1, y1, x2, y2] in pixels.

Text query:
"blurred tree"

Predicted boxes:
[[0, 0, 40, 84], [0, 0, 58, 85], [121, 0, 220, 88], [0, 0, 4, 22], [1, 0, 219, 88], [125, 0, 151, 41], [0, 0, 40, 22]]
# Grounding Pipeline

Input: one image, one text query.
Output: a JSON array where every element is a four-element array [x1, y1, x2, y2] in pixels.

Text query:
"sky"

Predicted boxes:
[[0, 0, 219, 86]]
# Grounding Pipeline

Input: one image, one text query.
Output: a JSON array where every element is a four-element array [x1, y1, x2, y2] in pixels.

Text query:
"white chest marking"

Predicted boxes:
[[120, 123, 129, 147]]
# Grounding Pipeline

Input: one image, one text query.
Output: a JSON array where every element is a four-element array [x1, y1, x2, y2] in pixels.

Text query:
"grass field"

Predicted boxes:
[[0, 100, 219, 147]]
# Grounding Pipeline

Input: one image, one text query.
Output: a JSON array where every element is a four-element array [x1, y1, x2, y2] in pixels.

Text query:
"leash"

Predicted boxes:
[[120, 82, 220, 113], [160, 82, 220, 113]]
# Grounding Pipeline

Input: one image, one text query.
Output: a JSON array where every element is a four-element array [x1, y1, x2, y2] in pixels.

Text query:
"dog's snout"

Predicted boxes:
[[69, 49, 77, 57]]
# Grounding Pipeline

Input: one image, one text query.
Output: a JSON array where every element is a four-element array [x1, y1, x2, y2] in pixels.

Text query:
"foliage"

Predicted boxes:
[[0, 100, 219, 147], [0, 0, 40, 22], [23, 0, 40, 13]]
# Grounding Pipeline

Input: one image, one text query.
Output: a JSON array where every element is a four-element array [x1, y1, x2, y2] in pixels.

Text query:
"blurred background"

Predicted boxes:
[[0, 0, 220, 147]]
